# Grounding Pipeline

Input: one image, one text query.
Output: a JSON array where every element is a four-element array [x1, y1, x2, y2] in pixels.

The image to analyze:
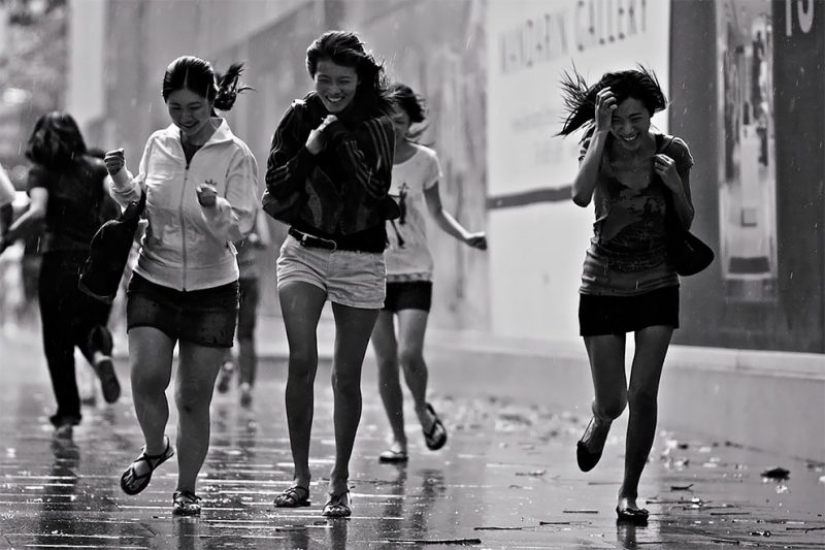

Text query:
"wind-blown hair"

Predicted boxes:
[[25, 111, 87, 170], [306, 30, 393, 116], [388, 82, 430, 142], [557, 66, 667, 140], [389, 82, 426, 124], [162, 55, 251, 112]]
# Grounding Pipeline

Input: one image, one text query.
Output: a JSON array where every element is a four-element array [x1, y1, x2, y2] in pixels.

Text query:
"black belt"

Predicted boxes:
[[289, 227, 338, 251]]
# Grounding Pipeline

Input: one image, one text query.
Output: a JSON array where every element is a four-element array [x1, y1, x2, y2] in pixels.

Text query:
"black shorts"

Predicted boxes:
[[127, 273, 239, 348], [578, 286, 679, 337], [383, 281, 433, 313]]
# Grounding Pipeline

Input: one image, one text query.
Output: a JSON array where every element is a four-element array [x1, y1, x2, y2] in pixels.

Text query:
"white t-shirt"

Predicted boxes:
[[385, 144, 441, 281], [0, 164, 14, 207]]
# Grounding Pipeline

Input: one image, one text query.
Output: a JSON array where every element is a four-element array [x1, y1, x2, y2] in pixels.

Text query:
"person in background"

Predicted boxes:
[[0, 163, 14, 240], [558, 67, 695, 522], [216, 208, 271, 407], [1, 112, 121, 438], [371, 83, 487, 464], [264, 30, 396, 517], [105, 56, 258, 516]]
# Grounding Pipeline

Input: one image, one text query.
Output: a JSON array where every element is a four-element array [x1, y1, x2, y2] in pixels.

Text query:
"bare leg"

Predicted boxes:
[[279, 282, 327, 490], [371, 310, 406, 451], [619, 325, 672, 511], [130, 327, 175, 449], [582, 334, 629, 452], [328, 301, 379, 495], [174, 342, 226, 493], [395, 309, 433, 430], [127, 327, 175, 478]]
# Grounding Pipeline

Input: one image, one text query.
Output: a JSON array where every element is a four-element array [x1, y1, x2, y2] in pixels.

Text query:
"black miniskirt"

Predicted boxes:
[[578, 286, 679, 337]]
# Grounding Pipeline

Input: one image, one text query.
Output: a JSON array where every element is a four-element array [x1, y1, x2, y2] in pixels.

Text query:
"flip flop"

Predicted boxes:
[[423, 403, 448, 451], [274, 485, 311, 508], [120, 436, 174, 495], [378, 448, 409, 463]]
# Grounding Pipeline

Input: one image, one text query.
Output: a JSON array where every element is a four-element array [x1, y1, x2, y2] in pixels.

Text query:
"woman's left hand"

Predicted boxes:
[[654, 154, 683, 194], [465, 232, 488, 250]]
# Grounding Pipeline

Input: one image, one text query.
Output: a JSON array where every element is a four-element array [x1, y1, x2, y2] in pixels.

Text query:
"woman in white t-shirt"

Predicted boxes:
[[371, 83, 487, 463]]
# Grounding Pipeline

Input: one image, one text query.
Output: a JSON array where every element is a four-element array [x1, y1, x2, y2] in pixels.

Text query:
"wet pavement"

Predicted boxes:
[[1, 324, 824, 549]]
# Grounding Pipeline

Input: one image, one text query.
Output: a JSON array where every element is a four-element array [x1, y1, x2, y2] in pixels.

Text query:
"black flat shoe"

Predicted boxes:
[[616, 504, 649, 524], [576, 416, 604, 472]]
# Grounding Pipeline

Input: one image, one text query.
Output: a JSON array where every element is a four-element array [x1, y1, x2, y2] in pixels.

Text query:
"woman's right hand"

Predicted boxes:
[[104, 148, 126, 176], [594, 87, 617, 133], [305, 115, 338, 155]]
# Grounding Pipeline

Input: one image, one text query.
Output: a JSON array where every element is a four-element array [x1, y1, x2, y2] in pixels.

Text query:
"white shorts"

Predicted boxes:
[[276, 234, 386, 309]]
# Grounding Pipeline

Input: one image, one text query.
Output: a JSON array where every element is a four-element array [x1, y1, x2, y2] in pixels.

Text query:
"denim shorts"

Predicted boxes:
[[276, 234, 386, 309], [127, 273, 239, 348]]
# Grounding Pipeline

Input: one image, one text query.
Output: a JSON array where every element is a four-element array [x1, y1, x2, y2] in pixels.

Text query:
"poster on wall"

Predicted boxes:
[[487, 0, 671, 200], [715, 0, 779, 301]]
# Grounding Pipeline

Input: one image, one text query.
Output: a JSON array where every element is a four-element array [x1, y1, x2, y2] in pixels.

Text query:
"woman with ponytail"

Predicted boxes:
[[104, 56, 259, 516]]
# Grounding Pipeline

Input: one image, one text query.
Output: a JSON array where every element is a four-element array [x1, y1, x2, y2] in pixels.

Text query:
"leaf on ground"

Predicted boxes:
[[760, 467, 790, 481]]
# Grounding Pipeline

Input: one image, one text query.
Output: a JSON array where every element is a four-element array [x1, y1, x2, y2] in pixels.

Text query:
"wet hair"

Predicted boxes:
[[162, 55, 251, 112], [305, 30, 393, 116], [25, 111, 87, 170], [389, 82, 426, 124], [557, 66, 667, 139]]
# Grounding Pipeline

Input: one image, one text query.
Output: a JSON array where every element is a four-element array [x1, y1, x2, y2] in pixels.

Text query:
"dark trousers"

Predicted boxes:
[[236, 277, 260, 386], [38, 250, 113, 425]]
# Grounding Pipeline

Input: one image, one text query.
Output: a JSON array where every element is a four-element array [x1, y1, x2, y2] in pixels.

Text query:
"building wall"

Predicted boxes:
[[671, 0, 825, 352], [73, 0, 824, 354], [340, 0, 490, 330]]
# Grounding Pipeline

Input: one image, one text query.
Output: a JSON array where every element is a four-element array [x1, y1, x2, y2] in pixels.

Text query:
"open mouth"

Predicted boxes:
[[324, 95, 346, 107], [619, 133, 638, 142]]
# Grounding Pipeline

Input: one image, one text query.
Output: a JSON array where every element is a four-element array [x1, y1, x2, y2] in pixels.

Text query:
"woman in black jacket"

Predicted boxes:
[[264, 30, 396, 517]]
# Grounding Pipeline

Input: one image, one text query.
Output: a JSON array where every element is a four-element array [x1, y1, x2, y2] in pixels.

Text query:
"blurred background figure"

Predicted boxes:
[[216, 208, 271, 407], [1, 112, 121, 438], [0, 162, 13, 238]]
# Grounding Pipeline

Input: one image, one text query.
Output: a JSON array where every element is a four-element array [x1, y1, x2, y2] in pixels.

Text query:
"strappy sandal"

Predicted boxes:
[[423, 403, 448, 451], [322, 490, 351, 518], [172, 490, 202, 516], [273, 485, 311, 508], [120, 436, 174, 495]]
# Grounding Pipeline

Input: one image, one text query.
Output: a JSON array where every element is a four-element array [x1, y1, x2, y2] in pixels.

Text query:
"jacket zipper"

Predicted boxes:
[[180, 165, 189, 290]]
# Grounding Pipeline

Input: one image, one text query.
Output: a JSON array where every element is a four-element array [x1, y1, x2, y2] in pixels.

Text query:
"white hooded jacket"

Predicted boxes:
[[109, 118, 259, 291]]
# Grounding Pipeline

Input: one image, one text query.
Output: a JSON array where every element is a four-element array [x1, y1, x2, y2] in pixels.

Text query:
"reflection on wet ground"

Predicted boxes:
[[1, 333, 823, 549]]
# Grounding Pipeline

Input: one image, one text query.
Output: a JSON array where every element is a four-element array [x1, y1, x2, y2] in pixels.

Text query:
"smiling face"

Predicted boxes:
[[167, 88, 213, 142], [610, 97, 651, 151], [314, 59, 359, 114]]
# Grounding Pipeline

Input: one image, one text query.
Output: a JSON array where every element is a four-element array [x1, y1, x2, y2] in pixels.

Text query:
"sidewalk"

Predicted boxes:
[[3, 323, 822, 549], [251, 313, 825, 463]]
